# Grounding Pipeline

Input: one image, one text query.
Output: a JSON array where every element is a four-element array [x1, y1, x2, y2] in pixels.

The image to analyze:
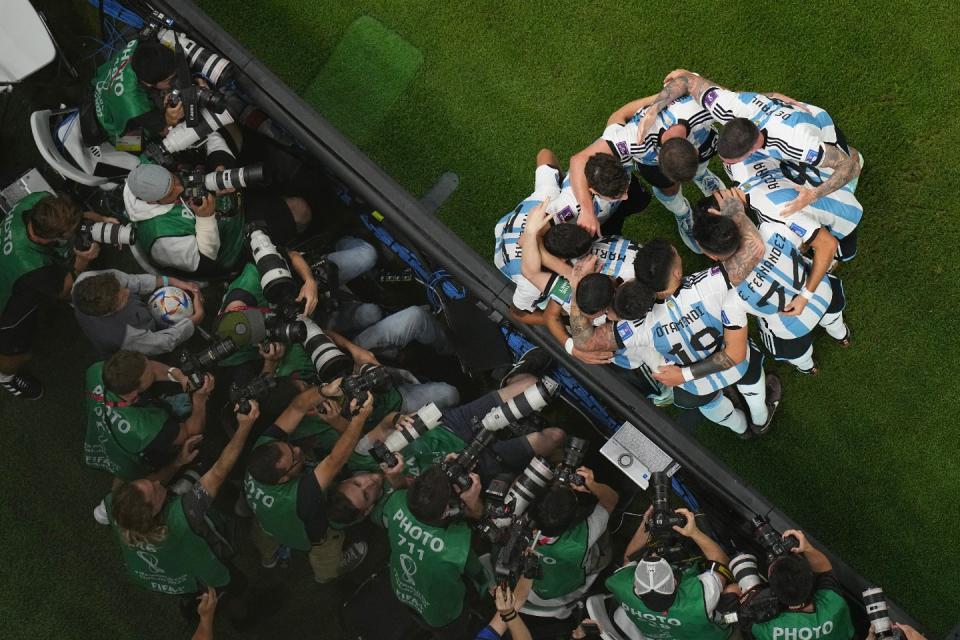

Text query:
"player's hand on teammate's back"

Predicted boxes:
[[576, 209, 599, 237], [780, 188, 817, 216], [782, 294, 809, 316], [653, 364, 684, 387]]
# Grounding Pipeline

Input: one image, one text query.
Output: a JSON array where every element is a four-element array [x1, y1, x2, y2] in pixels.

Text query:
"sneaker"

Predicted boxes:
[[750, 373, 783, 436], [501, 347, 553, 385], [794, 361, 819, 376], [648, 385, 674, 407], [93, 500, 110, 526], [830, 324, 852, 348], [261, 545, 290, 569], [675, 213, 703, 254], [315, 541, 368, 583], [0, 371, 44, 400]]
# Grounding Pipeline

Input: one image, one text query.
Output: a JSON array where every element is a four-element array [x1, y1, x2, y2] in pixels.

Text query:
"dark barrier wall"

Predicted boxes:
[[147, 0, 918, 628]]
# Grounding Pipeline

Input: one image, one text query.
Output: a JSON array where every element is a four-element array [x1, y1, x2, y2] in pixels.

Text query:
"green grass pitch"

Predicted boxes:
[[194, 1, 960, 634]]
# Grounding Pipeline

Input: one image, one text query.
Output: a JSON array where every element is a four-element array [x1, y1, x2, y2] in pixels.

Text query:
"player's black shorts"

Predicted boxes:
[[672, 342, 764, 410], [441, 391, 534, 483], [0, 307, 39, 356], [837, 227, 858, 263], [759, 275, 846, 360]]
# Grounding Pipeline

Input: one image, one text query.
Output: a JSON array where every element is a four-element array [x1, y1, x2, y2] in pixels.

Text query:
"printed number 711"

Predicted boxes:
[[397, 535, 425, 560]]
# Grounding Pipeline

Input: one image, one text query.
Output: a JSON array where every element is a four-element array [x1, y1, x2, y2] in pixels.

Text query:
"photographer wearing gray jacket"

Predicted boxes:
[[73, 269, 203, 356]]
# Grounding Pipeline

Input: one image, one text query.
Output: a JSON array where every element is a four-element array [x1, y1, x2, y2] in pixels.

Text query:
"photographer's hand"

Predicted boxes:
[[192, 373, 215, 400], [189, 194, 216, 218], [164, 98, 184, 127], [783, 529, 810, 554], [459, 472, 484, 519], [672, 508, 701, 538], [624, 505, 654, 563], [258, 342, 285, 374], [571, 466, 595, 493], [73, 242, 101, 270], [187, 289, 205, 325], [235, 400, 260, 431], [296, 279, 319, 317], [192, 586, 218, 640], [381, 453, 409, 489], [175, 434, 203, 467]]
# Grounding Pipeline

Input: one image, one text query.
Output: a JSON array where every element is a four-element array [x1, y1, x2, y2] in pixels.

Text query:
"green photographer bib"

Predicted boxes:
[[532, 520, 589, 600], [91, 39, 155, 141], [750, 589, 854, 640], [134, 204, 245, 271], [243, 434, 318, 551], [383, 490, 473, 627], [106, 493, 231, 595], [606, 565, 730, 640], [218, 263, 270, 367], [83, 362, 174, 481], [399, 427, 467, 477], [0, 192, 70, 312]]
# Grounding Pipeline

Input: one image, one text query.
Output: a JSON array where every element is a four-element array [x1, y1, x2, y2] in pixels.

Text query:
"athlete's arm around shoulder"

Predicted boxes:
[[607, 94, 660, 126]]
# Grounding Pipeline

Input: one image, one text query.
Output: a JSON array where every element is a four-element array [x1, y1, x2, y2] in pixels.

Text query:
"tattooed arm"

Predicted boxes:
[[637, 70, 717, 138], [780, 144, 862, 216], [653, 326, 748, 386], [710, 189, 765, 285]]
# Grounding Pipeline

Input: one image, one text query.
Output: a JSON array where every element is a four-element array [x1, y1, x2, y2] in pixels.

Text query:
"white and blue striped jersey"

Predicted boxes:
[[602, 96, 717, 168], [701, 88, 837, 166], [727, 153, 862, 240], [732, 222, 834, 339], [580, 235, 638, 283], [613, 266, 750, 396], [552, 173, 619, 225], [610, 312, 667, 385]]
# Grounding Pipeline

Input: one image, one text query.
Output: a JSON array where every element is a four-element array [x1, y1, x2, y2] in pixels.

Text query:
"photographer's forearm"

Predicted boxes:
[[692, 530, 728, 565], [803, 545, 832, 573], [590, 481, 619, 514], [287, 250, 315, 286], [182, 396, 208, 437], [194, 216, 221, 261], [201, 423, 253, 497], [314, 416, 365, 487]]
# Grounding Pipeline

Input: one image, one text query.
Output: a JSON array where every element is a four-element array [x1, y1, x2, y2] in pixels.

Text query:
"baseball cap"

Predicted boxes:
[[215, 309, 266, 346], [127, 164, 174, 202], [634, 557, 678, 612]]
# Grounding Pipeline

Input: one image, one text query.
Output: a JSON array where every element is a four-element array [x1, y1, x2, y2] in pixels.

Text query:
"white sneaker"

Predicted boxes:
[[93, 500, 109, 526]]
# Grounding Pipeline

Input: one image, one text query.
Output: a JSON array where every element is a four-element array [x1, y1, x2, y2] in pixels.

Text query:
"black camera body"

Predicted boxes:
[[263, 313, 307, 344], [178, 337, 237, 389], [309, 256, 341, 318], [555, 436, 587, 487], [752, 516, 799, 563], [475, 474, 514, 543], [648, 471, 685, 537], [168, 84, 228, 128], [340, 364, 392, 418], [442, 425, 496, 491], [229, 374, 277, 414], [494, 513, 542, 587]]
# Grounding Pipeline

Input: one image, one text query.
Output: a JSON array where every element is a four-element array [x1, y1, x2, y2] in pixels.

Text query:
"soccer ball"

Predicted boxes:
[[149, 286, 193, 326]]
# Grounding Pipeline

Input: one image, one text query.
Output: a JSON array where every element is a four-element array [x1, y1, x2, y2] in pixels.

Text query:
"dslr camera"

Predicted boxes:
[[476, 457, 554, 543], [752, 515, 799, 563], [340, 364, 392, 418], [74, 220, 136, 252], [862, 587, 904, 640], [647, 471, 685, 537], [494, 513, 542, 587], [370, 403, 443, 468], [229, 374, 277, 414], [555, 436, 587, 487], [717, 553, 782, 625], [178, 337, 237, 389]]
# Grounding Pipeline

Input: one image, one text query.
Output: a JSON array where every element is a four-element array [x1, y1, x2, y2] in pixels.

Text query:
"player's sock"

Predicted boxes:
[[788, 347, 816, 373], [652, 187, 701, 254], [821, 310, 848, 339], [737, 370, 769, 426], [693, 164, 724, 196], [699, 394, 748, 434]]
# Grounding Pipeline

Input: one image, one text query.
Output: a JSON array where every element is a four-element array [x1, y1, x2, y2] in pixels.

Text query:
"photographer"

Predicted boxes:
[[243, 386, 373, 583], [521, 467, 618, 619], [83, 351, 211, 485], [73, 270, 203, 357], [377, 464, 492, 640], [81, 39, 183, 145], [741, 530, 854, 640], [124, 163, 310, 277], [108, 401, 257, 619], [0, 193, 106, 399], [603, 508, 733, 640]]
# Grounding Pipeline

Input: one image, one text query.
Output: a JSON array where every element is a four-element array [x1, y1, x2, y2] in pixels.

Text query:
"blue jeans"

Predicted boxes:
[[324, 236, 377, 284]]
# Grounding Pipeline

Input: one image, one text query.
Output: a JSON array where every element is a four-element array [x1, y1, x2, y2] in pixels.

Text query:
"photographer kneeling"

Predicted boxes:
[[243, 386, 373, 583], [602, 508, 733, 640], [739, 530, 854, 640], [124, 163, 310, 277], [521, 467, 618, 619]]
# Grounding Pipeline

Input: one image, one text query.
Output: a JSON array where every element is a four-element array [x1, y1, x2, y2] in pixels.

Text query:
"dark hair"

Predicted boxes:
[[131, 40, 176, 85], [633, 238, 676, 293], [408, 465, 452, 524], [543, 224, 593, 259], [693, 203, 740, 258], [73, 273, 123, 316], [659, 138, 699, 183], [103, 351, 147, 395], [327, 486, 362, 525], [613, 280, 656, 320], [576, 274, 615, 315], [534, 486, 578, 537], [246, 442, 287, 485], [768, 555, 815, 607], [585, 153, 629, 198], [28, 196, 81, 240], [112, 481, 167, 546], [717, 118, 760, 160]]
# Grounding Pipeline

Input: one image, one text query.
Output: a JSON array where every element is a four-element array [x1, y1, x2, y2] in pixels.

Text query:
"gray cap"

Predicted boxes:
[[127, 163, 174, 202], [633, 557, 677, 611]]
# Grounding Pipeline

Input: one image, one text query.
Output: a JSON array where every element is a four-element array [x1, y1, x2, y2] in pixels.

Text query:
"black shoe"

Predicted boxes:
[[0, 371, 44, 400], [500, 347, 553, 385], [794, 361, 819, 376], [831, 324, 852, 348], [750, 373, 782, 436]]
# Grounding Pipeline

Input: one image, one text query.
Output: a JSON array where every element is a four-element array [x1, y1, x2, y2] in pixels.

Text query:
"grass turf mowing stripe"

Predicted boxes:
[[302, 16, 422, 142]]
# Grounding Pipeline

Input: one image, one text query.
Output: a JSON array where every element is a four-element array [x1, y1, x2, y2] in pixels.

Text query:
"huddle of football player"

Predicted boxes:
[[494, 68, 864, 439]]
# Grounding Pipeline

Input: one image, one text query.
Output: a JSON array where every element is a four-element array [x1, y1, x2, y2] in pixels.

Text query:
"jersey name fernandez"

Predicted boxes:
[[614, 267, 750, 396]]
